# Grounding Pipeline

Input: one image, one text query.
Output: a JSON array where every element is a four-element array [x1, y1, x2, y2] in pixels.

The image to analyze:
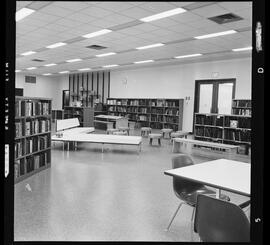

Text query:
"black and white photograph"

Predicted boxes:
[[5, 0, 264, 243]]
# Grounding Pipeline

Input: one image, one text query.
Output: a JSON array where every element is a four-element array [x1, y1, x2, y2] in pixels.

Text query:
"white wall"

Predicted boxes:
[[16, 73, 69, 110], [110, 57, 251, 131], [16, 57, 251, 131]]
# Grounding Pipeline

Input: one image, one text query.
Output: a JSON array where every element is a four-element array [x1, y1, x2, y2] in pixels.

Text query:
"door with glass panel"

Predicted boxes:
[[194, 79, 236, 120]]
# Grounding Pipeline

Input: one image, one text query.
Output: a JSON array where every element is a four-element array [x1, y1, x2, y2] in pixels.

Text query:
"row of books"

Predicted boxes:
[[165, 109, 179, 116], [25, 135, 49, 155], [195, 115, 224, 126], [151, 108, 164, 114], [224, 117, 251, 129], [232, 100, 251, 108], [232, 108, 252, 116], [204, 127, 223, 139], [195, 127, 223, 138], [151, 115, 164, 122], [14, 152, 49, 178], [25, 119, 51, 136], [15, 100, 50, 117], [224, 129, 251, 142], [164, 117, 179, 124], [107, 100, 179, 107]]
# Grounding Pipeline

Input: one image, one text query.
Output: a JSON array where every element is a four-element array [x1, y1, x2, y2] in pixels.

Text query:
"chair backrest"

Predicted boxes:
[[194, 194, 250, 242], [172, 154, 204, 196], [56, 118, 80, 131]]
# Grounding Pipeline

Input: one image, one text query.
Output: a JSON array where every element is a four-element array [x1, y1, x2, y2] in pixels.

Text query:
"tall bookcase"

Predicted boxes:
[[232, 99, 252, 116], [194, 98, 252, 154], [15, 96, 52, 184], [106, 98, 184, 131]]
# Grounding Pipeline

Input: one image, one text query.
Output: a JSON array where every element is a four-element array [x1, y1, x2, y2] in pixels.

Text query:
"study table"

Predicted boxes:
[[164, 159, 250, 198], [52, 133, 142, 153], [94, 114, 128, 129]]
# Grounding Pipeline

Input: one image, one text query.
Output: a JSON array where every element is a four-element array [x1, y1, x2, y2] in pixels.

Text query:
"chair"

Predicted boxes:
[[166, 154, 230, 237], [194, 194, 250, 242]]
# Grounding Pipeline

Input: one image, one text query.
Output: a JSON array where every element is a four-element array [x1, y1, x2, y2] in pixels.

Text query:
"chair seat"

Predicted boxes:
[[149, 133, 162, 139], [141, 127, 151, 131], [161, 128, 173, 133], [113, 131, 128, 135], [176, 187, 230, 206]]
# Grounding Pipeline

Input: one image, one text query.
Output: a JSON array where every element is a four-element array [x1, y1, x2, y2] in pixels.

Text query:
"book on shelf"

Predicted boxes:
[[14, 160, 20, 178], [34, 155, 40, 169], [19, 159, 25, 176], [15, 141, 23, 159], [25, 121, 31, 136], [25, 138, 33, 154], [15, 122, 23, 137], [15, 100, 22, 117]]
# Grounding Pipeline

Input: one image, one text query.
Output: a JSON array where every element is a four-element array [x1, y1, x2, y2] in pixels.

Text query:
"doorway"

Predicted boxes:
[[194, 79, 236, 114]]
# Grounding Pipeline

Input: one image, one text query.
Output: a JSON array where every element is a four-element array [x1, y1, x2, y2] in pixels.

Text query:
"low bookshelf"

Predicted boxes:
[[106, 98, 184, 131], [194, 113, 251, 155], [15, 96, 52, 184]]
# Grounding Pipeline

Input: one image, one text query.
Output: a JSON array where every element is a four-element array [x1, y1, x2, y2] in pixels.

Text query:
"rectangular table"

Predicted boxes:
[[94, 114, 128, 129], [164, 159, 250, 197], [52, 133, 142, 153], [172, 138, 239, 159]]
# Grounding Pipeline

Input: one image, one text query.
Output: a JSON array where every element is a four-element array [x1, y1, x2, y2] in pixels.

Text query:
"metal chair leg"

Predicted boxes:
[[166, 202, 183, 231], [190, 207, 195, 241]]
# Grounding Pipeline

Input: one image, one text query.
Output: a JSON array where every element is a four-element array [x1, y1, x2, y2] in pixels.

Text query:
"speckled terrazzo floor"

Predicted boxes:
[[14, 129, 250, 241]]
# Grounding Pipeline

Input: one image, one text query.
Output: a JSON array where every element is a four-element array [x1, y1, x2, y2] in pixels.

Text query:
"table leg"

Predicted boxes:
[[216, 189, 221, 199], [102, 143, 104, 153]]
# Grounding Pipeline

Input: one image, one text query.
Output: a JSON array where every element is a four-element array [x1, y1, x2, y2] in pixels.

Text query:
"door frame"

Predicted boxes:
[[193, 78, 236, 132]]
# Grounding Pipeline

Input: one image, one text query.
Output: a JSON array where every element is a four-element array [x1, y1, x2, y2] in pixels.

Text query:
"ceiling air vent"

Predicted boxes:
[[208, 13, 243, 24], [32, 59, 45, 62], [25, 76, 36, 84], [86, 45, 107, 50]]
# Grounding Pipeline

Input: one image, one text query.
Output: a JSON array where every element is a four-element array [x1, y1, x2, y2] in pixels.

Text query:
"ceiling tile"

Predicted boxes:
[[39, 5, 75, 17], [96, 2, 135, 12], [170, 11, 203, 23], [191, 4, 230, 18], [139, 2, 177, 13], [119, 6, 154, 19], [80, 6, 113, 18], [218, 2, 252, 12]]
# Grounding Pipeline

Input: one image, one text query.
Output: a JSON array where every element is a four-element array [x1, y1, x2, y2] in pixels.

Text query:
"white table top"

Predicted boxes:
[[95, 114, 123, 120], [173, 138, 239, 148], [61, 127, 95, 136], [52, 133, 142, 145], [164, 159, 250, 196]]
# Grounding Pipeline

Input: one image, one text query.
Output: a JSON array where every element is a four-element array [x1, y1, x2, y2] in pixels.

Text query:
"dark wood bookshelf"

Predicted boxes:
[[15, 96, 52, 183]]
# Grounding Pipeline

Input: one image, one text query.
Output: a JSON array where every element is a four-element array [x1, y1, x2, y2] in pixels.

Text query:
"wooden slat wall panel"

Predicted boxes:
[[68, 71, 110, 107]]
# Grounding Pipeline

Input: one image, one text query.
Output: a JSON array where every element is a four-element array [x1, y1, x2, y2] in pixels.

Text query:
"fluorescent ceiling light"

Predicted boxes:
[[102, 64, 119, 68], [136, 43, 164, 50], [194, 30, 237, 39], [232, 46, 252, 52], [44, 63, 57, 67], [96, 52, 116, 57], [16, 7, 35, 22], [140, 8, 186, 22], [174, 53, 202, 59], [78, 68, 91, 71], [46, 42, 67, 49], [59, 71, 69, 74], [26, 67, 37, 70], [43, 73, 52, 76], [82, 29, 112, 39], [134, 60, 154, 64], [66, 58, 82, 63], [15, 70, 21, 72], [21, 51, 36, 56]]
